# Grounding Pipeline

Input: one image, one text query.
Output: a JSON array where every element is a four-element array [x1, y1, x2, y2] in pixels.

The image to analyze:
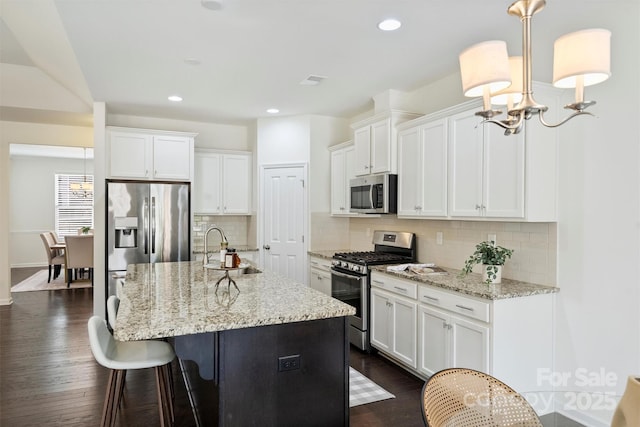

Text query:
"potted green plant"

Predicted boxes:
[[81, 226, 91, 234], [460, 241, 514, 284]]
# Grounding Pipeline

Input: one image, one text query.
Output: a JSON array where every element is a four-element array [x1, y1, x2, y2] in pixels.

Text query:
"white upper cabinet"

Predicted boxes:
[[353, 126, 373, 176], [330, 142, 355, 215], [351, 112, 421, 177], [449, 108, 525, 219], [194, 151, 222, 214], [107, 127, 195, 181], [193, 150, 252, 215], [397, 87, 558, 222], [398, 118, 448, 218]]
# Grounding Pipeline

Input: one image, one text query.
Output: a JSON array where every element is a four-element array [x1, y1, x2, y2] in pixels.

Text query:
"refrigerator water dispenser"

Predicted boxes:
[[115, 217, 138, 248]]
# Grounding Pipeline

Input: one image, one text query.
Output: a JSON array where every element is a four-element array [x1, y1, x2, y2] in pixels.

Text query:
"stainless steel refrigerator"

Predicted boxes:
[[106, 180, 190, 298]]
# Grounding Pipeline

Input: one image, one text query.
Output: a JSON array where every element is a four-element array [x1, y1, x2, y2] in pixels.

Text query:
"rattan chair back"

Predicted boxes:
[[421, 368, 543, 427]]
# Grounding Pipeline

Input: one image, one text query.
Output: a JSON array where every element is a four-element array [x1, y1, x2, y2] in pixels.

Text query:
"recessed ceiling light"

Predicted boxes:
[[201, 0, 223, 10], [168, 95, 183, 102], [378, 18, 402, 31], [184, 58, 201, 66], [266, 108, 279, 114]]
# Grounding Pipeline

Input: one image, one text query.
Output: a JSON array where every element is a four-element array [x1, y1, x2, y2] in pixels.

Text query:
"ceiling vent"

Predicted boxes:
[[300, 75, 326, 86]]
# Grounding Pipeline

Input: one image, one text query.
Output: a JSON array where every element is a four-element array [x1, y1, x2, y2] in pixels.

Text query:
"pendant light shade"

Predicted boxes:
[[553, 29, 611, 88], [457, 0, 611, 134], [491, 56, 524, 106], [459, 40, 511, 97]]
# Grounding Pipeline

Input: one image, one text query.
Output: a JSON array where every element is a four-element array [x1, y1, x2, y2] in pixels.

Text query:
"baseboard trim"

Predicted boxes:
[[0, 297, 14, 306], [10, 263, 47, 269]]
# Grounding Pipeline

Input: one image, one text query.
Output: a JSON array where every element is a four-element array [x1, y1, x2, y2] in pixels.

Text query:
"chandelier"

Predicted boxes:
[[458, 0, 611, 135], [70, 147, 93, 197]]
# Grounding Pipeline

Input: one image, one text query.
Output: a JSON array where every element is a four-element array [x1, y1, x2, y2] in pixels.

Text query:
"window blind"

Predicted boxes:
[[55, 173, 94, 237]]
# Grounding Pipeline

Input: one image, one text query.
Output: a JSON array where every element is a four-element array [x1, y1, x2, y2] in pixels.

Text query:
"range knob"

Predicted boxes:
[[341, 261, 349, 268], [351, 265, 362, 273]]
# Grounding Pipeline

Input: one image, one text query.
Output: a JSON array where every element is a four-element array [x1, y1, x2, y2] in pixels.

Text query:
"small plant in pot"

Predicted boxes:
[[460, 241, 514, 284]]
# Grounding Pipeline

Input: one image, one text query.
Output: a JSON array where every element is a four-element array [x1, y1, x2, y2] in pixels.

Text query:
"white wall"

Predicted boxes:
[[256, 115, 311, 165], [552, 5, 640, 425], [107, 114, 249, 150], [9, 154, 94, 267]]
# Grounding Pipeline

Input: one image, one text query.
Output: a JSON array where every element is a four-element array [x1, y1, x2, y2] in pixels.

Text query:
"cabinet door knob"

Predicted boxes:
[[263, 244, 271, 250], [475, 204, 481, 210]]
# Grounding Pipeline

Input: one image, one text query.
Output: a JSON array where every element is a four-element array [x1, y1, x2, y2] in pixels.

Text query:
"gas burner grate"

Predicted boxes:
[[333, 251, 413, 266]]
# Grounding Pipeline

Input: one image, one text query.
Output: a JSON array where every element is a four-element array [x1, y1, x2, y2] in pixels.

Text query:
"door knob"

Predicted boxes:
[[263, 244, 271, 250]]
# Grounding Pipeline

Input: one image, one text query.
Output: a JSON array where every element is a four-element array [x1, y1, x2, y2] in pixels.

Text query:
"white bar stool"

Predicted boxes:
[[106, 295, 120, 329], [87, 316, 175, 427]]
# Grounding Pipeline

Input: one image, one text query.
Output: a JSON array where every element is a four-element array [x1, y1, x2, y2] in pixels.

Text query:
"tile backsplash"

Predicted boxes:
[[192, 215, 252, 252], [346, 217, 557, 286]]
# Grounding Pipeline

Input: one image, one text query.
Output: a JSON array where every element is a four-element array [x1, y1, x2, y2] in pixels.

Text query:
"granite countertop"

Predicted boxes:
[[308, 249, 349, 259], [113, 261, 355, 342], [370, 265, 558, 300]]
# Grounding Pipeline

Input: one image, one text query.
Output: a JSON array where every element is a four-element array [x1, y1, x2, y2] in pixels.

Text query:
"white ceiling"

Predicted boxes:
[[0, 0, 623, 126]]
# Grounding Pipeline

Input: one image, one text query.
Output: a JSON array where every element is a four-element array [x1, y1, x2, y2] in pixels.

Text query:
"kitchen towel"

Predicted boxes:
[[386, 263, 435, 272]]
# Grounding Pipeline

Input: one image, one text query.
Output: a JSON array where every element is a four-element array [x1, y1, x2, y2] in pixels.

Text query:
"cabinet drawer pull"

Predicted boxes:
[[372, 280, 384, 285], [393, 286, 408, 293], [455, 304, 474, 311], [423, 295, 439, 302]]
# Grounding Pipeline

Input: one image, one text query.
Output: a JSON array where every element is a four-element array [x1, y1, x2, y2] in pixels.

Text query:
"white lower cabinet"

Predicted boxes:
[[418, 305, 489, 377], [371, 271, 554, 410], [308, 256, 332, 296], [370, 274, 418, 369]]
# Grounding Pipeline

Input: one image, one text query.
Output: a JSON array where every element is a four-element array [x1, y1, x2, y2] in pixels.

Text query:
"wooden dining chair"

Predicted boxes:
[[64, 235, 94, 287], [40, 232, 65, 283]]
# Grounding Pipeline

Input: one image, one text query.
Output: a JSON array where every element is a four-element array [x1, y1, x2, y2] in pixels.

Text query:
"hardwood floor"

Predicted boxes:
[[3, 268, 584, 427], [3, 269, 425, 426]]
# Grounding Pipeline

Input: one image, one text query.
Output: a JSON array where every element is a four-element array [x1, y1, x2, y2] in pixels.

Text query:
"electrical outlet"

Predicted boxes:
[[278, 355, 300, 372], [488, 234, 497, 244], [436, 231, 443, 245]]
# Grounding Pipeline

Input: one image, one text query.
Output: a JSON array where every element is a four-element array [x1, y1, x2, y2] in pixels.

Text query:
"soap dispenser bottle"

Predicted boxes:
[[219, 242, 228, 268]]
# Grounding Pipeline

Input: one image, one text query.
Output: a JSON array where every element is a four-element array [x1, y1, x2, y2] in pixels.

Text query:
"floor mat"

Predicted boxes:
[[350, 367, 395, 407]]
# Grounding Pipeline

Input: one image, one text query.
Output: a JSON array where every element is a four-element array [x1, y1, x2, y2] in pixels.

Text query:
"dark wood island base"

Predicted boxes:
[[174, 316, 350, 427]]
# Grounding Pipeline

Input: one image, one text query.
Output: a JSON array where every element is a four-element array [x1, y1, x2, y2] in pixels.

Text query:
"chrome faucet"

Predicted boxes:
[[203, 226, 229, 266]]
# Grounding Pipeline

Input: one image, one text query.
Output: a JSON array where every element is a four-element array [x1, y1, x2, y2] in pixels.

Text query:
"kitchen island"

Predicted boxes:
[[114, 261, 355, 427]]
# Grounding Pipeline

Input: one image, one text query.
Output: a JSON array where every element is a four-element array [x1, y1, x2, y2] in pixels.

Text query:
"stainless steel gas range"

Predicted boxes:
[[330, 231, 416, 351]]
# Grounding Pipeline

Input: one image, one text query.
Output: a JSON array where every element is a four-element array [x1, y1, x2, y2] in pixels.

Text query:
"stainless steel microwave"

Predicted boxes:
[[349, 173, 397, 214]]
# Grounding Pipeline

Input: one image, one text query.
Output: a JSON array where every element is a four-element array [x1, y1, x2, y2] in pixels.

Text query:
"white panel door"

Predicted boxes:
[[353, 126, 371, 176], [193, 152, 222, 214], [222, 154, 252, 214], [153, 135, 191, 180], [330, 149, 347, 214], [392, 296, 417, 368], [483, 125, 525, 218], [108, 132, 152, 179], [450, 315, 490, 373], [418, 305, 450, 377], [262, 166, 306, 283], [370, 119, 391, 174], [397, 127, 421, 216], [370, 288, 392, 352], [449, 110, 484, 217], [421, 119, 448, 217]]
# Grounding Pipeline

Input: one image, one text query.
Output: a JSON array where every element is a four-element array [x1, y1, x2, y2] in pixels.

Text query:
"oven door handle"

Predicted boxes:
[[331, 269, 362, 280]]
